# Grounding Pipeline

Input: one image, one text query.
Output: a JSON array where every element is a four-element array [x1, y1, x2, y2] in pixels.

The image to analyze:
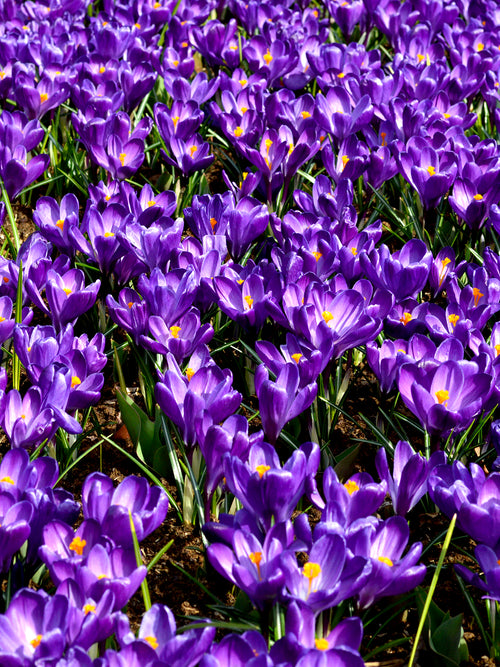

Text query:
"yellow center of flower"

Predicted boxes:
[[473, 287, 484, 307], [249, 551, 262, 579], [83, 603, 96, 614], [234, 126, 243, 137], [244, 295, 254, 308], [256, 464, 270, 478], [381, 131, 387, 146], [291, 353, 302, 363], [341, 155, 349, 169], [495, 344, 500, 356], [239, 79, 247, 86], [56, 219, 64, 230], [147, 200, 156, 207], [351, 247, 357, 256], [473, 193, 483, 200], [265, 138, 273, 152], [104, 231, 114, 237], [263, 49, 272, 64], [172, 116, 180, 127], [1, 476, 14, 484], [40, 93, 48, 103], [189, 145, 197, 157], [378, 556, 394, 567], [127, 301, 133, 308], [417, 53, 425, 62], [119, 152, 126, 166], [31, 634, 43, 648], [71, 376, 81, 388], [98, 573, 108, 579], [0, 71, 5, 79], [185, 367, 195, 381], [315, 638, 329, 651], [400, 312, 412, 325], [99, 66, 106, 73], [63, 287, 72, 295], [322, 310, 334, 323], [312, 251, 322, 260], [240, 106, 248, 114], [69, 535, 86, 555], [135, 22, 141, 28], [443, 112, 451, 118], [427, 165, 436, 176], [170, 326, 181, 338], [338, 72, 345, 78], [344, 479, 359, 495], [301, 111, 311, 119], [0, 316, 4, 323], [477, 42, 484, 51], [303, 562, 321, 596], [435, 389, 449, 404], [144, 636, 159, 649], [448, 313, 459, 327], [173, 60, 179, 66]]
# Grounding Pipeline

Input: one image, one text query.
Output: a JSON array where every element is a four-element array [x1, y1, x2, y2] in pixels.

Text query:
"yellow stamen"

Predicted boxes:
[[0, 71, 5, 79], [264, 138, 273, 152], [244, 295, 253, 308], [172, 60, 179, 67], [301, 111, 311, 119], [239, 79, 247, 86], [210, 217, 217, 229], [263, 49, 273, 64], [341, 155, 349, 169], [443, 112, 451, 118], [63, 287, 72, 295], [144, 636, 159, 649], [291, 353, 302, 363], [56, 219, 64, 230], [147, 200, 156, 207], [234, 126, 243, 137], [378, 556, 393, 567], [69, 535, 86, 555], [380, 131, 387, 147], [119, 152, 126, 166], [185, 367, 195, 381], [249, 551, 262, 579], [400, 312, 412, 325], [71, 376, 81, 388], [435, 389, 449, 404], [40, 92, 48, 103], [256, 464, 270, 478], [322, 310, 334, 323], [170, 326, 181, 338], [315, 638, 329, 651], [30, 635, 43, 648], [448, 313, 459, 327], [473, 287, 484, 307], [97, 574, 108, 580], [104, 231, 114, 237], [172, 116, 180, 127], [303, 562, 321, 596], [351, 247, 357, 255], [495, 344, 500, 356], [477, 42, 484, 51], [312, 251, 322, 261], [134, 22, 141, 28], [344, 479, 359, 495], [427, 165, 436, 176], [417, 54, 425, 62], [473, 193, 483, 200], [127, 301, 133, 308], [99, 66, 106, 73], [0, 476, 14, 484], [189, 145, 197, 157], [83, 603, 96, 614], [240, 106, 248, 113]]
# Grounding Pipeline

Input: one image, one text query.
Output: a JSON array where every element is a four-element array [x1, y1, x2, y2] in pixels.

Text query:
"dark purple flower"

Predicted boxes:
[[375, 441, 428, 516]]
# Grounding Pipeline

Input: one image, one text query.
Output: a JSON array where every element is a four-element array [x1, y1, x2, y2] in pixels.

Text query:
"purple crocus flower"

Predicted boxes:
[[429, 462, 500, 548], [455, 544, 500, 602], [348, 516, 426, 609], [81, 472, 169, 547], [44, 268, 101, 330], [76, 542, 147, 611], [200, 630, 269, 667], [0, 492, 33, 573], [223, 441, 321, 529], [254, 362, 318, 444], [375, 441, 428, 516], [0, 589, 69, 664], [397, 359, 493, 437]]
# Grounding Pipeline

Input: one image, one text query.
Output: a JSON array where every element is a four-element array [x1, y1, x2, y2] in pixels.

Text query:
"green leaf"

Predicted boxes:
[[116, 388, 157, 467], [429, 612, 468, 666]]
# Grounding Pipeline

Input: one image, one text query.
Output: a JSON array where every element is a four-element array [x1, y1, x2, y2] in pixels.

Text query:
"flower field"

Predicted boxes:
[[2, 0, 500, 664]]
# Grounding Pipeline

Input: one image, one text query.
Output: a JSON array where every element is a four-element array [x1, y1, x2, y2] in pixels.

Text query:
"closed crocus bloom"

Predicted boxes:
[[33, 193, 80, 253], [375, 441, 428, 516], [254, 362, 317, 444], [398, 359, 493, 437], [0, 492, 33, 573], [455, 544, 500, 602]]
